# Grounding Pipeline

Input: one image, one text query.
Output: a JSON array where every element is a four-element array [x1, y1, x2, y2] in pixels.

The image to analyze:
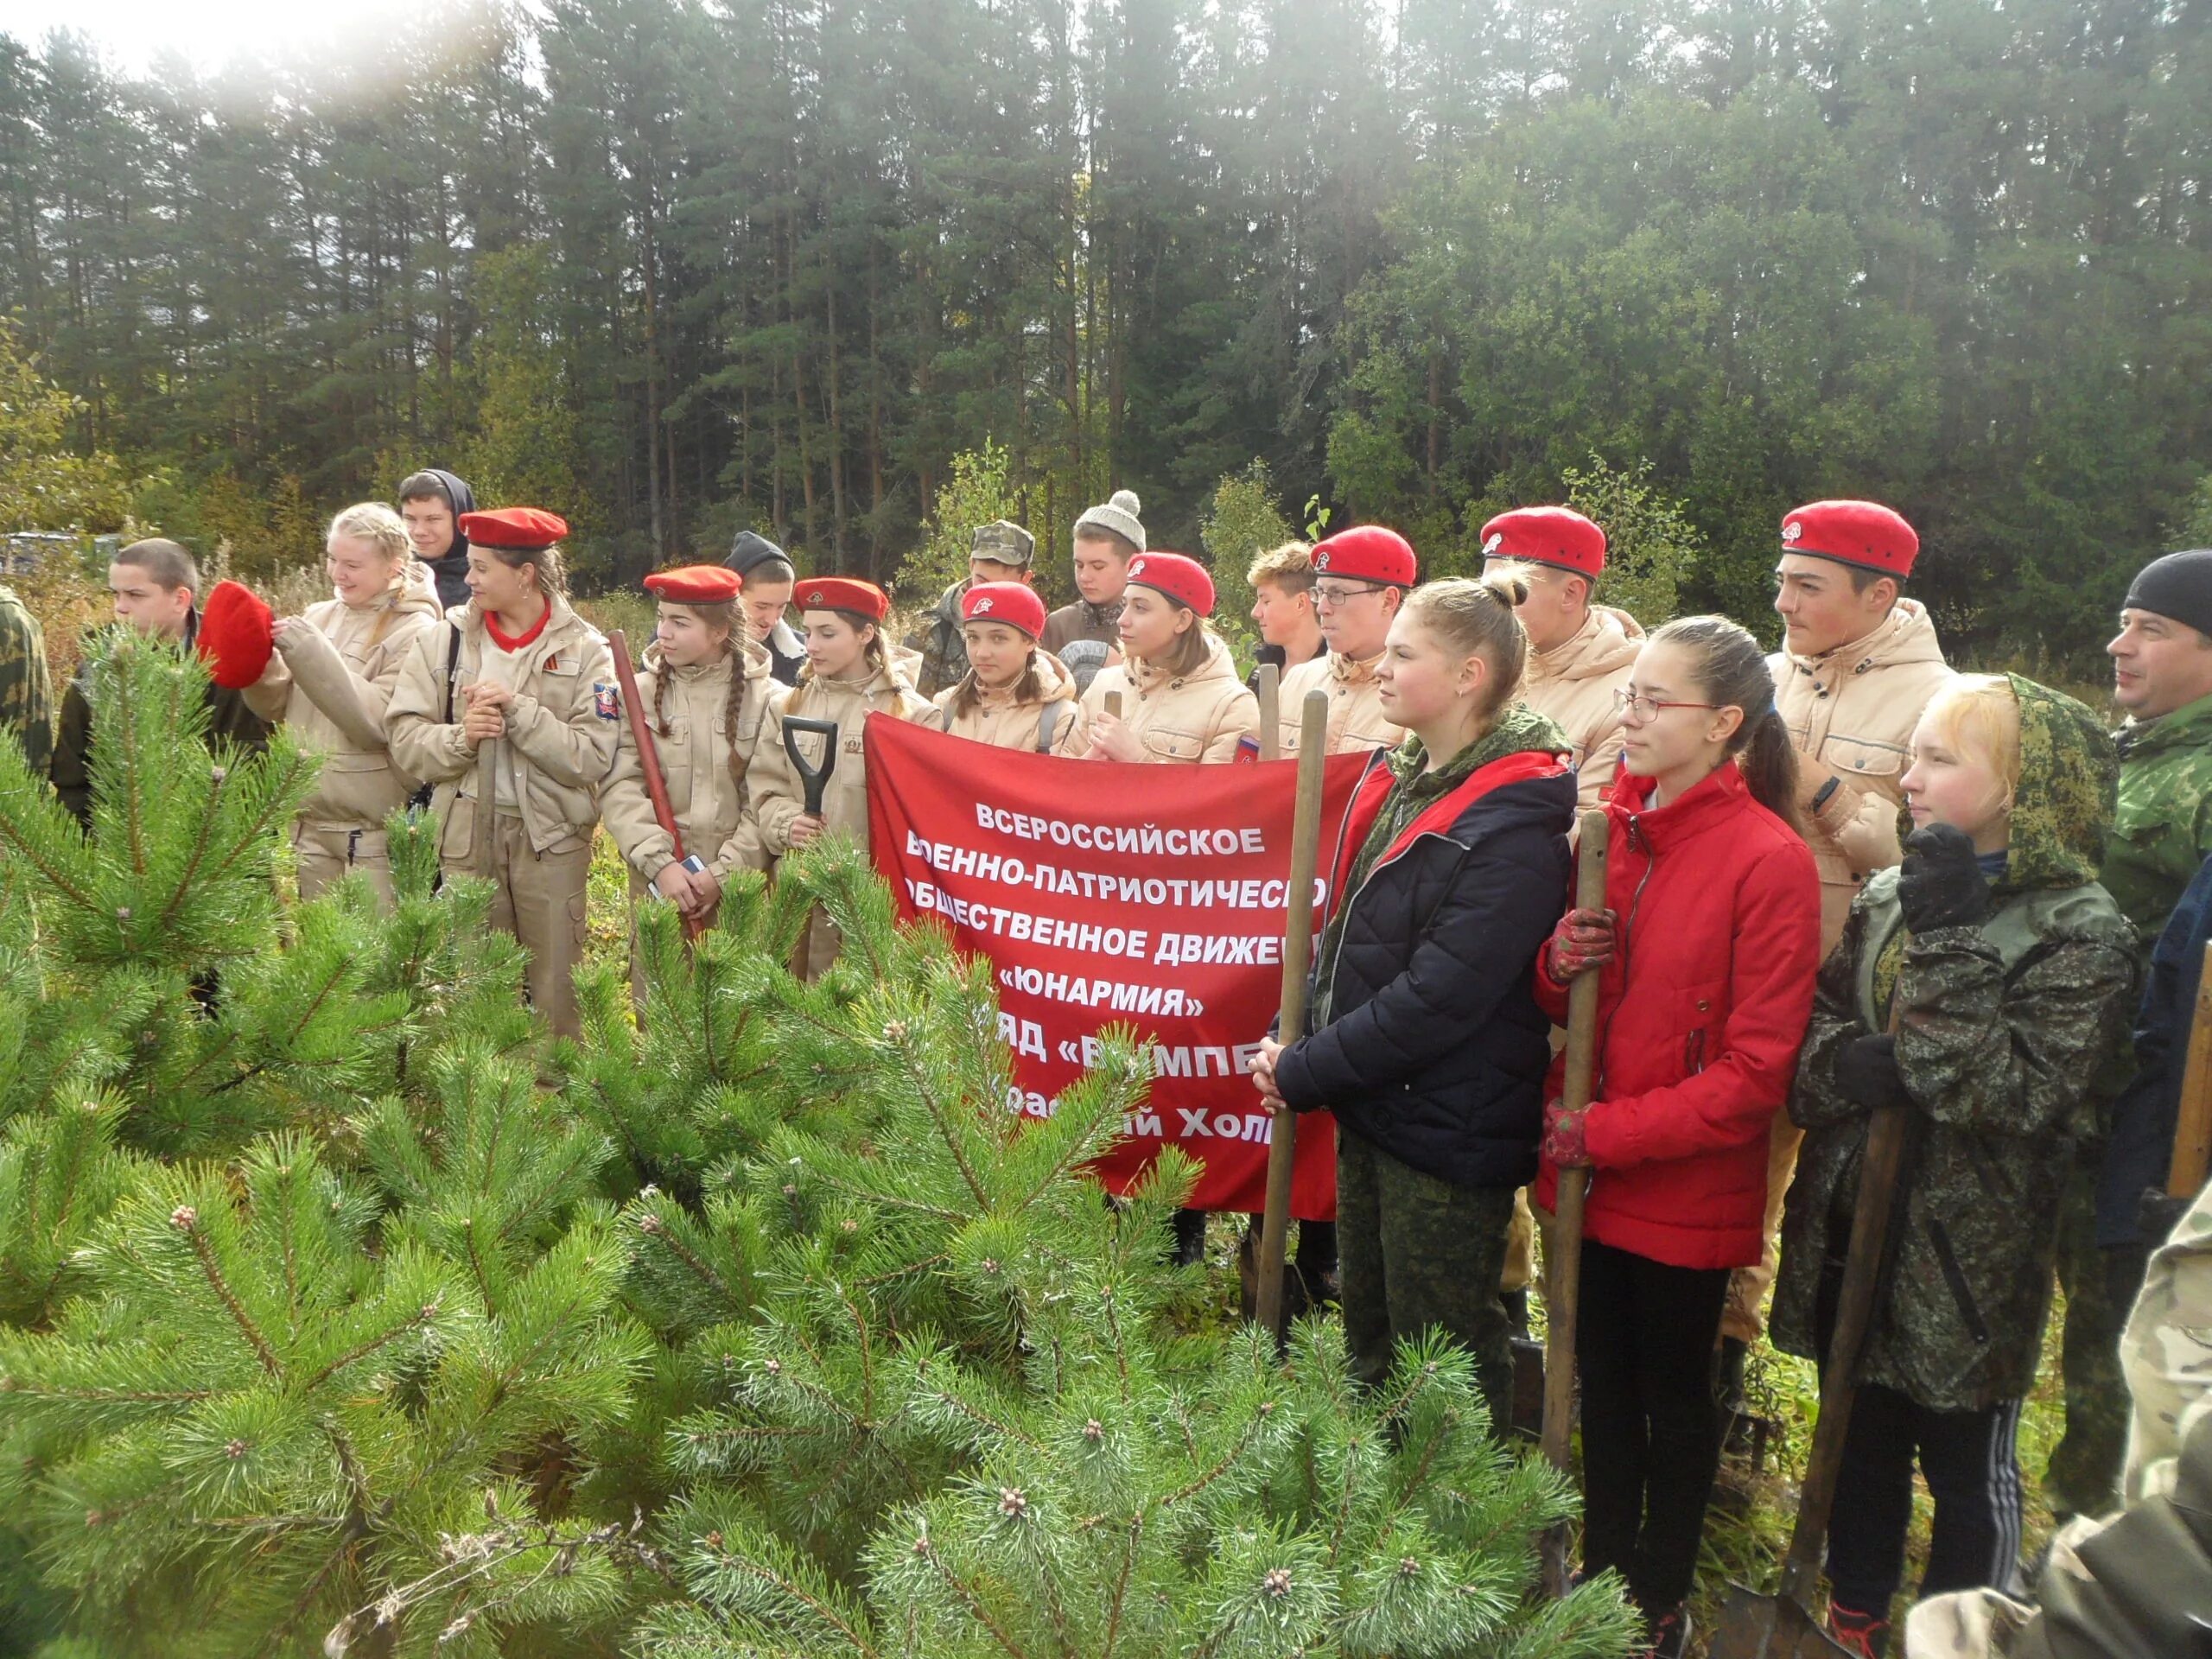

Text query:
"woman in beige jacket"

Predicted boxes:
[[931, 581, 1087, 755], [1077, 551, 1258, 765], [244, 502, 445, 906], [746, 576, 934, 977], [598, 564, 773, 948], [385, 507, 618, 1039]]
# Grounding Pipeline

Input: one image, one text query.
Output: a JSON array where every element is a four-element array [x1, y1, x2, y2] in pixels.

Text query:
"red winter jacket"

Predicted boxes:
[[1533, 761, 1821, 1269]]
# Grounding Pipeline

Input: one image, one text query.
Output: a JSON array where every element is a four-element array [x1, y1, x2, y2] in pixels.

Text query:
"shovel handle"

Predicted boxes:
[[2168, 939, 2212, 1199], [1540, 810, 1610, 1477], [1781, 1086, 1914, 1602], [781, 716, 840, 820], [1255, 663, 1281, 764], [1103, 690, 1122, 721], [1253, 688, 1330, 1337]]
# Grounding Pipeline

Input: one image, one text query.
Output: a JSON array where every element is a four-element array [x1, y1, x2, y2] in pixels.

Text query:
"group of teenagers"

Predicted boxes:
[[18, 467, 2212, 1659]]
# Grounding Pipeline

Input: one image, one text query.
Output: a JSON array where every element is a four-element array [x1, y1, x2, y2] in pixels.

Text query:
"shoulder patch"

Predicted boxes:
[[593, 683, 620, 721]]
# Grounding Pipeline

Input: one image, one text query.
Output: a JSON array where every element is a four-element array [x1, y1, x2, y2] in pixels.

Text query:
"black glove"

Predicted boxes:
[[1834, 1032, 1910, 1112], [2136, 1187, 2192, 1249], [1897, 823, 1991, 934]]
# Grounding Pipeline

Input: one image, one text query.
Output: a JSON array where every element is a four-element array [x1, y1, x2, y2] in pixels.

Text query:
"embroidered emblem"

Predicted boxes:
[[593, 683, 620, 721]]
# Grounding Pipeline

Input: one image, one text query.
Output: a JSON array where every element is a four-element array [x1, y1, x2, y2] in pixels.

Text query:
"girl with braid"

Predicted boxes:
[[599, 566, 775, 956]]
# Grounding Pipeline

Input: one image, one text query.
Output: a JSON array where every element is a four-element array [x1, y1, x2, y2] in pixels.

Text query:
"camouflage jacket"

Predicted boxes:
[[0, 584, 52, 779], [909, 579, 970, 700], [1775, 677, 2139, 1412], [2107, 690, 2212, 947]]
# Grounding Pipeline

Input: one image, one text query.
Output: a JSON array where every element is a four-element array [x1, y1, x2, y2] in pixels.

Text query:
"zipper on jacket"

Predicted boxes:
[[1594, 815, 1659, 1097]]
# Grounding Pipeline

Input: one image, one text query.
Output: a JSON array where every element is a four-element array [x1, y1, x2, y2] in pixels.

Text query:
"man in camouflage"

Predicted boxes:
[[2044, 547, 2212, 1523], [910, 520, 1035, 697], [1902, 1184, 2212, 1657], [0, 579, 52, 777]]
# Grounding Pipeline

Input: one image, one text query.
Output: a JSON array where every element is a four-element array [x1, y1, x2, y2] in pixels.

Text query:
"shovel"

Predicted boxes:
[[1540, 806, 1610, 1597], [1708, 1015, 1915, 1659], [1251, 686, 1329, 1339], [2164, 938, 2212, 1202], [781, 716, 841, 819]]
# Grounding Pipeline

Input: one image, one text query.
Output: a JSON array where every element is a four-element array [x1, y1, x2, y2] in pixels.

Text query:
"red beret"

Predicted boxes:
[[644, 564, 743, 604], [1124, 551, 1216, 617], [197, 580, 274, 690], [1781, 499, 1919, 580], [1480, 506, 1605, 581], [1312, 524, 1419, 587], [795, 576, 889, 622], [458, 506, 569, 550], [960, 581, 1046, 639]]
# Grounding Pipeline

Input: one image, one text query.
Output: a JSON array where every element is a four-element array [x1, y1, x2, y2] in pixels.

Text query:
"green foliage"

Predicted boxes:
[[1202, 461, 1298, 664], [1560, 454, 1704, 631], [0, 319, 137, 535], [896, 442, 1028, 611], [0, 638, 1635, 1657]]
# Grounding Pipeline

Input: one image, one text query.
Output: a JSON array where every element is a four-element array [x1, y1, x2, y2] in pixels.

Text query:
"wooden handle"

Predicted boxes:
[[1255, 662, 1281, 764], [1104, 690, 1123, 720], [1254, 688, 1331, 1337], [2170, 938, 2212, 1199], [608, 630, 703, 942], [1539, 808, 1609, 1477]]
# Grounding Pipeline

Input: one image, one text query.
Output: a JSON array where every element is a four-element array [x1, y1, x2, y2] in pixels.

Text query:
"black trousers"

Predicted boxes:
[[1815, 1266, 2025, 1615], [1576, 1236, 1732, 1611]]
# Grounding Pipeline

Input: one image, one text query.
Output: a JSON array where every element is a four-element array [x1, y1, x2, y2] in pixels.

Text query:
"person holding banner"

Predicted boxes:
[[598, 564, 774, 949], [1276, 524, 1415, 759], [931, 582, 1087, 755], [747, 576, 933, 978], [1531, 614, 1821, 1659], [1249, 570, 1575, 1433], [1077, 551, 1258, 766]]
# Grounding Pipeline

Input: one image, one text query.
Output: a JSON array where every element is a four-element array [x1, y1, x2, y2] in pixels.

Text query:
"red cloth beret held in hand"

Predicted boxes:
[[196, 579, 275, 689]]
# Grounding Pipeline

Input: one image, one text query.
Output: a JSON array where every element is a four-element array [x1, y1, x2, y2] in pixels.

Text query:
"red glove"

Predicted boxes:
[[1541, 1099, 1592, 1168], [1545, 906, 1618, 987]]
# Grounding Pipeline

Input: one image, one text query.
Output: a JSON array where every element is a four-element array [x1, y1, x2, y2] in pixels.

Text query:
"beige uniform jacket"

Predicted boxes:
[[246, 563, 445, 831], [931, 650, 1088, 755], [1077, 632, 1259, 763], [598, 639, 775, 884], [1769, 598, 1955, 954], [385, 595, 620, 863], [1275, 648, 1404, 757], [1522, 604, 1643, 811]]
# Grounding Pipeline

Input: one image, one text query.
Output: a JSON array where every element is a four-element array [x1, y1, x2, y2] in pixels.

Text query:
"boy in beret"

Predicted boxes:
[[1276, 524, 1418, 757], [50, 537, 271, 829], [910, 520, 1036, 698]]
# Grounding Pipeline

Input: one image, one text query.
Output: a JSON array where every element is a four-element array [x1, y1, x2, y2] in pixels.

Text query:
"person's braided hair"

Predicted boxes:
[[649, 600, 747, 775]]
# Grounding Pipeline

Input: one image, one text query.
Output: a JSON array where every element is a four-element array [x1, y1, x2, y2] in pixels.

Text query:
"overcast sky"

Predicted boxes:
[[3, 0, 519, 74]]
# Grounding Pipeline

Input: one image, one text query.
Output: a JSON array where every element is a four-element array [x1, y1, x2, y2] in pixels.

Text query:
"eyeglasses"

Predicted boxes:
[[1313, 582, 1384, 607], [1613, 688, 1720, 722]]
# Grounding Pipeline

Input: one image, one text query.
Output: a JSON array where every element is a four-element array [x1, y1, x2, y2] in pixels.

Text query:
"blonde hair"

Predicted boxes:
[[327, 502, 409, 566], [1399, 569, 1529, 717], [1247, 542, 1316, 596], [1918, 673, 2022, 798], [484, 539, 568, 597]]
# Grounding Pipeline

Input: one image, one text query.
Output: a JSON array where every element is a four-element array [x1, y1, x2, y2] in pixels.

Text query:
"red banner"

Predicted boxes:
[[865, 715, 1366, 1218]]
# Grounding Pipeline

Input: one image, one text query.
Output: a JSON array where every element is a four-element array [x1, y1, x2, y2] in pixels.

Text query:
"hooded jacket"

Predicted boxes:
[[1274, 703, 1577, 1188], [598, 637, 776, 884], [409, 467, 477, 613], [1776, 677, 2139, 1411], [1770, 597, 1956, 954], [931, 649, 1088, 755], [1076, 632, 1259, 763], [1532, 761, 1823, 1269], [244, 560, 445, 833], [1522, 603, 1643, 811], [385, 594, 619, 861], [1276, 648, 1405, 757]]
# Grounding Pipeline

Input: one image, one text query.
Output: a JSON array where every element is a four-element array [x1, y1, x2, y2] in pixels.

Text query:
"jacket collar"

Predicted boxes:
[[1779, 597, 1945, 683], [2118, 688, 2212, 760], [1329, 648, 1384, 686], [1605, 760, 1754, 849]]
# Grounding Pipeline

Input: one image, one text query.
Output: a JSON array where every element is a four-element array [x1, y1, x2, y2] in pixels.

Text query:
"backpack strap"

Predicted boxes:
[[441, 621, 462, 725], [1036, 701, 1062, 754]]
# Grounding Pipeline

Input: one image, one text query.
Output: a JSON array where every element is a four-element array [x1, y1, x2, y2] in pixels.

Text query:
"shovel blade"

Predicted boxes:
[[1705, 1582, 1853, 1659]]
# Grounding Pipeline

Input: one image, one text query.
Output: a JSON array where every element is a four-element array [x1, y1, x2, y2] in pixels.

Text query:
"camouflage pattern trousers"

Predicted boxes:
[[2048, 1162, 2144, 1519], [1336, 1128, 1518, 1436]]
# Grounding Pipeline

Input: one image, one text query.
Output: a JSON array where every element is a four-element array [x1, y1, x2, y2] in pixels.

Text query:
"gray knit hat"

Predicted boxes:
[[1075, 489, 1146, 552], [971, 519, 1036, 566]]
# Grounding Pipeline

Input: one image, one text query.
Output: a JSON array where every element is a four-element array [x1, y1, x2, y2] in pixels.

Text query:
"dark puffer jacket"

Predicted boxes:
[[1274, 703, 1575, 1189]]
